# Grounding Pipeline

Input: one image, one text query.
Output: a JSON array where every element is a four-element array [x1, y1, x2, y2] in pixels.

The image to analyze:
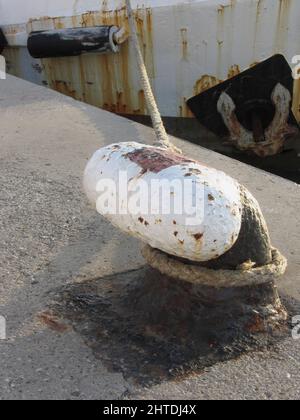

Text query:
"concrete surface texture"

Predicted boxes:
[[0, 75, 300, 400]]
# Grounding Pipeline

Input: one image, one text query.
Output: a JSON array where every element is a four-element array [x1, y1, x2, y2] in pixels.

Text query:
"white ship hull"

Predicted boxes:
[[0, 0, 300, 122]]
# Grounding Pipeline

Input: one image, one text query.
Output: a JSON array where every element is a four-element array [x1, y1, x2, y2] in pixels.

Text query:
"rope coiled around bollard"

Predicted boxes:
[[142, 245, 287, 288]]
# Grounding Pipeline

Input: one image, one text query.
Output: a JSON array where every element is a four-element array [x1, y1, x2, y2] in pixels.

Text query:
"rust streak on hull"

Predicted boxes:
[[27, 6, 153, 116]]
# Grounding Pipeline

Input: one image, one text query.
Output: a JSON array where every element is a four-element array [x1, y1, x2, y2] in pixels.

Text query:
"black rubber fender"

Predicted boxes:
[[27, 26, 119, 59]]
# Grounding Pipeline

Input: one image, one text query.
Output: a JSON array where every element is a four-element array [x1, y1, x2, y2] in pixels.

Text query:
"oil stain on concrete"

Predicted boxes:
[[49, 267, 292, 387]]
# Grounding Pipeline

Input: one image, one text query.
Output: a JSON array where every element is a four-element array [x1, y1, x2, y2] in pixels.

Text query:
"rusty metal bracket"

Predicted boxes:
[[187, 55, 299, 157]]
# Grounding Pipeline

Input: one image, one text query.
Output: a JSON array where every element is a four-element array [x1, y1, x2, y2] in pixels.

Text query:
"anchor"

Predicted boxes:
[[217, 83, 298, 157], [187, 55, 300, 158]]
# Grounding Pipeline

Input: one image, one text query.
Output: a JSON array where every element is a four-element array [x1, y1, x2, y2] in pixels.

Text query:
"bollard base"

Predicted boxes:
[[51, 266, 289, 385]]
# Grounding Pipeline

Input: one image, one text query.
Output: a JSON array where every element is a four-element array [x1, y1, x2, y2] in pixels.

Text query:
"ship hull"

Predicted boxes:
[[1, 0, 300, 121]]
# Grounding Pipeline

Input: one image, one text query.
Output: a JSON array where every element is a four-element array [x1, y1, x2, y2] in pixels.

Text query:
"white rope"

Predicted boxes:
[[125, 0, 180, 152]]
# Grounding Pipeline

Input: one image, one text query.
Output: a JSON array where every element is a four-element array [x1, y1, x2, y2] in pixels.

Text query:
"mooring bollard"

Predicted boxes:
[[83, 0, 288, 334], [83, 140, 288, 332], [84, 141, 287, 275]]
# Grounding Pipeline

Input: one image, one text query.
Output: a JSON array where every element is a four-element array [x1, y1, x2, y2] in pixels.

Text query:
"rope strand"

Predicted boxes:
[[125, 0, 181, 153]]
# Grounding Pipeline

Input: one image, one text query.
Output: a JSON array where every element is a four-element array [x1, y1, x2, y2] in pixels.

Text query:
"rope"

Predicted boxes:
[[142, 245, 287, 288], [125, 0, 181, 153]]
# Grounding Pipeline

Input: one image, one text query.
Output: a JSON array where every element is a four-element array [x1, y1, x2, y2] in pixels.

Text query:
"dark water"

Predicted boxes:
[[218, 147, 300, 184]]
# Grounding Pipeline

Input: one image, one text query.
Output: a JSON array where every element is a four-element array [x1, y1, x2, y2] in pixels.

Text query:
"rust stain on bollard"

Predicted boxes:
[[125, 147, 196, 173]]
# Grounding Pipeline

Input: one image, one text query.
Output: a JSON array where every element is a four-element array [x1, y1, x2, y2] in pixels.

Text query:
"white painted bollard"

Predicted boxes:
[[84, 142, 244, 263], [82, 0, 286, 281]]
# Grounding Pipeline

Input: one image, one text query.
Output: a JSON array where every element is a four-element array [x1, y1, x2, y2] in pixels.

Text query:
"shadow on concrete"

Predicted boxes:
[[50, 267, 293, 387]]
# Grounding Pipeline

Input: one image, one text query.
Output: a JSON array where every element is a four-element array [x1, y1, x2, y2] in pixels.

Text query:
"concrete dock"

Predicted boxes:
[[0, 75, 300, 400]]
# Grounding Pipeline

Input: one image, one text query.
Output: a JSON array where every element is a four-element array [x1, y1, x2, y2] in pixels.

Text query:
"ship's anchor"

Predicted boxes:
[[187, 54, 300, 158], [217, 83, 298, 157]]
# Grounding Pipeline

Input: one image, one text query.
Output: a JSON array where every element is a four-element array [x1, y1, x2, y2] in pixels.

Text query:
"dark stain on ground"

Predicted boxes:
[[50, 267, 290, 386], [38, 310, 70, 333]]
